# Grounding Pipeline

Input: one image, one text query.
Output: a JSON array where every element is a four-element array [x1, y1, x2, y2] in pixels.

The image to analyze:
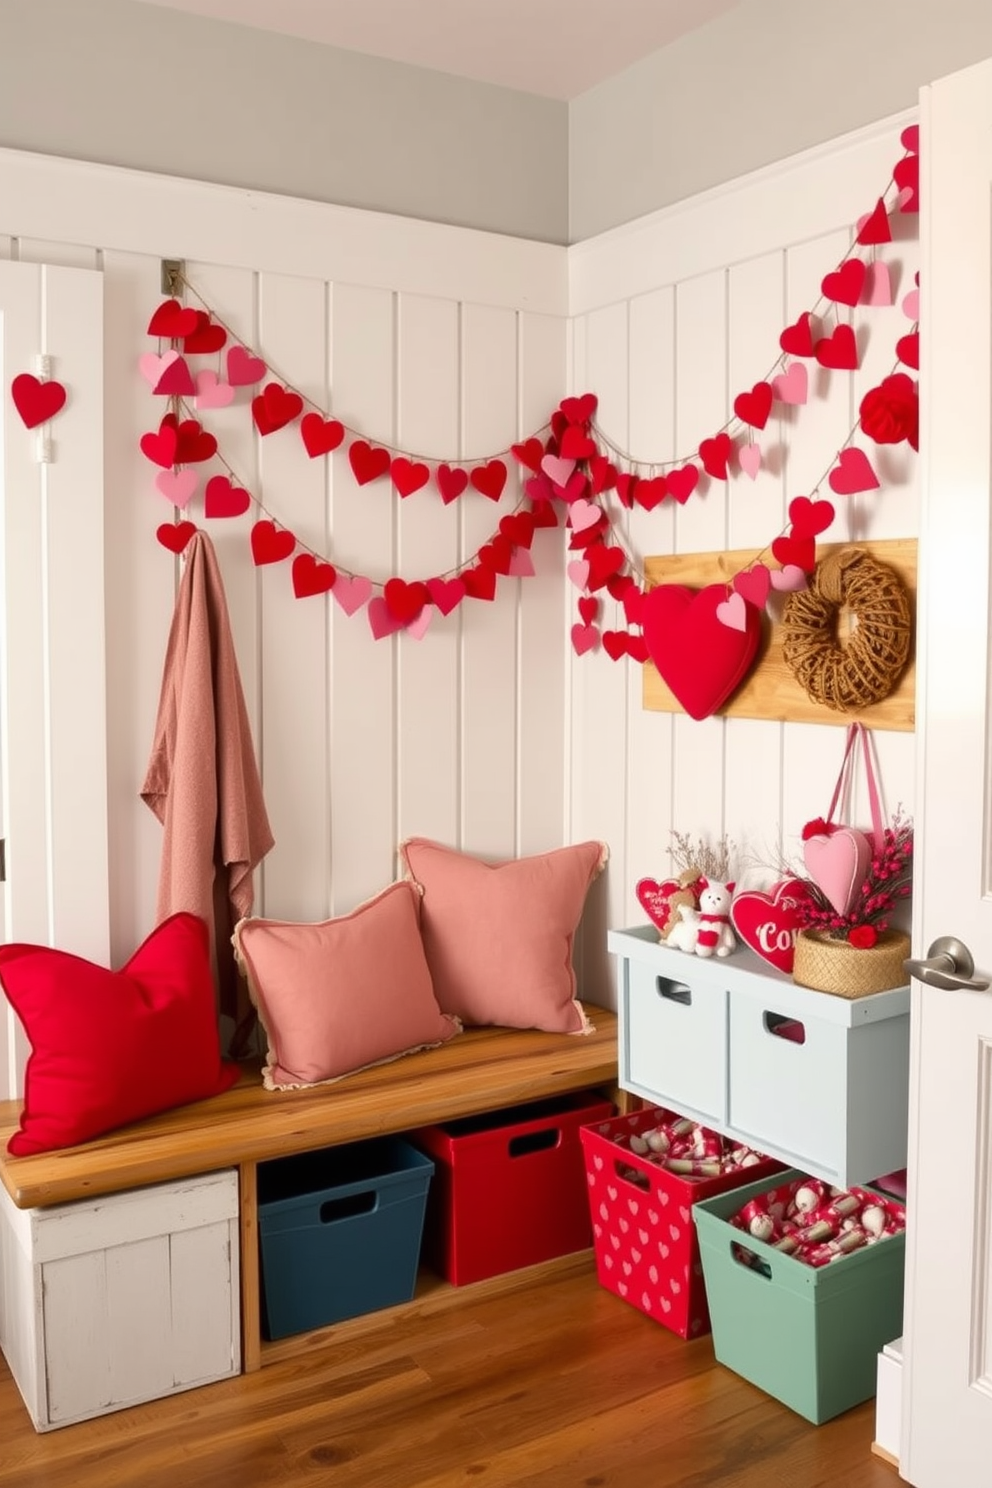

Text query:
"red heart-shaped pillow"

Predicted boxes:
[[730, 878, 816, 973], [642, 583, 762, 720]]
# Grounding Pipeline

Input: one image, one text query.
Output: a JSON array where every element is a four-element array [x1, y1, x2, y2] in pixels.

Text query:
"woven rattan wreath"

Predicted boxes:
[[780, 547, 912, 712]]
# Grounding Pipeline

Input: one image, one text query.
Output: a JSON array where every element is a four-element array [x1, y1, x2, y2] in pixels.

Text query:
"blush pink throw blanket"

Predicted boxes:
[[141, 532, 274, 1049]]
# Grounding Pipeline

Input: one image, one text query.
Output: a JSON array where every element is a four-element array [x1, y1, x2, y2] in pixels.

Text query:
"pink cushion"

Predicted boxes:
[[399, 838, 608, 1033], [232, 880, 460, 1089], [0, 913, 240, 1157]]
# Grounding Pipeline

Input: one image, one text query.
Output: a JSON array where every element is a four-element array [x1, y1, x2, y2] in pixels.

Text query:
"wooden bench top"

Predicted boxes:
[[0, 1006, 618, 1210]]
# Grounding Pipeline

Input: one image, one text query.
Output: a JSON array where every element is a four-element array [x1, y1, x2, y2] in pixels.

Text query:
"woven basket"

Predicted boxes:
[[792, 929, 911, 998]]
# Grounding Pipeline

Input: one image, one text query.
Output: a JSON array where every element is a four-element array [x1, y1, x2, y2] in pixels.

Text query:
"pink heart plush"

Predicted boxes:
[[803, 827, 872, 916]]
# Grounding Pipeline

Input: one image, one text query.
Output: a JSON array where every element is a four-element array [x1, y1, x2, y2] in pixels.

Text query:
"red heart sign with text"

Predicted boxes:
[[730, 878, 816, 973], [641, 583, 762, 720], [636, 877, 689, 937]]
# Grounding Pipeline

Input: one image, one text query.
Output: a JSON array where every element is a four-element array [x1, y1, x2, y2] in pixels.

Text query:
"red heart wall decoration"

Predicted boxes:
[[666, 465, 700, 504], [779, 313, 816, 357], [156, 521, 197, 554], [435, 464, 468, 503], [204, 475, 252, 518], [814, 325, 859, 370], [11, 373, 68, 429], [426, 576, 466, 615], [301, 414, 345, 458], [510, 437, 545, 473], [183, 316, 227, 354], [470, 460, 508, 500], [250, 520, 295, 566], [140, 422, 179, 469], [174, 419, 217, 464], [559, 393, 597, 424], [821, 259, 867, 307], [698, 432, 734, 480], [856, 198, 892, 247], [733, 381, 774, 430], [636, 877, 690, 937], [391, 457, 430, 497], [252, 383, 304, 436], [227, 346, 267, 387], [828, 448, 879, 496], [292, 555, 337, 598], [730, 878, 816, 973], [641, 583, 762, 720], [147, 299, 200, 338], [348, 440, 392, 485]]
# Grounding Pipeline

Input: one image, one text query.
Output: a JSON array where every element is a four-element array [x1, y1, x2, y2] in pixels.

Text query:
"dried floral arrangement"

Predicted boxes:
[[669, 830, 738, 884]]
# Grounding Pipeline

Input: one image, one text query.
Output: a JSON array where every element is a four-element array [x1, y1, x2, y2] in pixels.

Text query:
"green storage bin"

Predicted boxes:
[[693, 1168, 905, 1424]]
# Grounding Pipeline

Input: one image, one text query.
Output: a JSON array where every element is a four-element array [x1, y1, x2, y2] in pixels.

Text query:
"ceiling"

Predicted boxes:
[[128, 0, 743, 100]]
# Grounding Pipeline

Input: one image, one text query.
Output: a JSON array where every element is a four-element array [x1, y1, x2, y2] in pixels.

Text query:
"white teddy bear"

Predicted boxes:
[[666, 878, 737, 958]]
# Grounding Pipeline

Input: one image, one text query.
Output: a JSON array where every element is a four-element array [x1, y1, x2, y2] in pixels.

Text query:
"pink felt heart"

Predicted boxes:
[[739, 444, 762, 480], [567, 559, 590, 590], [154, 468, 198, 509], [864, 262, 893, 307], [406, 608, 433, 640], [773, 362, 808, 406], [641, 583, 762, 720], [426, 576, 466, 615], [139, 350, 179, 388], [828, 448, 879, 496], [331, 574, 372, 616], [730, 879, 816, 974], [367, 597, 404, 640], [715, 591, 748, 633], [803, 828, 872, 916], [541, 453, 576, 489], [635, 878, 688, 938], [571, 623, 599, 656], [194, 370, 235, 409], [226, 346, 267, 387], [769, 565, 808, 593], [507, 548, 535, 577], [902, 288, 920, 321], [569, 498, 603, 534], [733, 565, 771, 609]]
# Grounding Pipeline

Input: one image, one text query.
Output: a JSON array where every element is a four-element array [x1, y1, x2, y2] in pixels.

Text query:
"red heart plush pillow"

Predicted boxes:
[[641, 583, 762, 720], [0, 914, 239, 1156], [730, 879, 817, 973]]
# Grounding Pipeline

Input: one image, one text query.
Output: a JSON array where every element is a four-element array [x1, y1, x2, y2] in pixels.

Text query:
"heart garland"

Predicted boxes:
[[138, 140, 917, 656]]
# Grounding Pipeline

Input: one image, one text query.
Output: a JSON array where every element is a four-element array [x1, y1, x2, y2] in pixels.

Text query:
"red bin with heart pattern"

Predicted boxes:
[[580, 1107, 782, 1339]]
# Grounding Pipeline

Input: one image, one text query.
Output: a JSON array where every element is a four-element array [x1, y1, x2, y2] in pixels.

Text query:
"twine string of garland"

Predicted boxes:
[[780, 547, 912, 712]]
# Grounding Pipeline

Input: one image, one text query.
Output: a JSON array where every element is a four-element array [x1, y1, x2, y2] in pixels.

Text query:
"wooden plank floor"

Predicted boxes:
[[0, 1255, 901, 1488]]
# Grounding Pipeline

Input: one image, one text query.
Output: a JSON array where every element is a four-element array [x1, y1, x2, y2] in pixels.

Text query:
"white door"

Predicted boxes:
[[0, 260, 110, 1099], [901, 56, 992, 1486]]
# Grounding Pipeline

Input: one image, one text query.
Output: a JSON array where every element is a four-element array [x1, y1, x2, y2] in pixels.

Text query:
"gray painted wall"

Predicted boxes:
[[570, 0, 992, 240], [0, 0, 569, 244]]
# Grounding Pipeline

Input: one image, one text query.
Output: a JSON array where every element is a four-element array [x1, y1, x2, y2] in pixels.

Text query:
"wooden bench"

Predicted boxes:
[[0, 1006, 619, 1381]]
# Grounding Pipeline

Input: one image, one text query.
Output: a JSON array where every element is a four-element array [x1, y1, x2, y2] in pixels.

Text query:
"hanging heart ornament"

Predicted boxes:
[[802, 827, 872, 916]]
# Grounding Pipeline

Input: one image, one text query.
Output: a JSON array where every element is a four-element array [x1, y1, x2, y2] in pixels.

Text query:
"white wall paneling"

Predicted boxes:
[[570, 116, 919, 1002]]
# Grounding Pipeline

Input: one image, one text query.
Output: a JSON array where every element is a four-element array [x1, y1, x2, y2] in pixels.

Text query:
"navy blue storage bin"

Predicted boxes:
[[257, 1137, 434, 1340]]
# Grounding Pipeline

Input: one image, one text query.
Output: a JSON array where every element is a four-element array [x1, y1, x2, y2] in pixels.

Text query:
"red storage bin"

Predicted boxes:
[[580, 1107, 783, 1339], [412, 1090, 614, 1285]]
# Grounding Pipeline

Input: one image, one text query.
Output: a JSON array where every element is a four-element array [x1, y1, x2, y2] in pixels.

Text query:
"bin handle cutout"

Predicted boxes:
[[656, 976, 692, 1007], [763, 1011, 806, 1045], [319, 1190, 378, 1224], [731, 1239, 772, 1280], [509, 1127, 560, 1158], [613, 1156, 650, 1192]]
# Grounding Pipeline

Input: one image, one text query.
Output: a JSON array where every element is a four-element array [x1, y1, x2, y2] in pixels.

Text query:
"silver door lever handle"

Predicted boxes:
[[904, 936, 990, 992]]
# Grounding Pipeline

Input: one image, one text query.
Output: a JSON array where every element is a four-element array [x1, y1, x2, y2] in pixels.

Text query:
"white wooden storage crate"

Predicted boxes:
[[609, 926, 910, 1188], [0, 1169, 240, 1431]]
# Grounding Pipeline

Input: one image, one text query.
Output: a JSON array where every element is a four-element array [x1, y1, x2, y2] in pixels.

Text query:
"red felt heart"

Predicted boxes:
[[252, 383, 303, 436], [478, 535, 514, 576], [779, 313, 816, 358], [730, 878, 816, 974], [788, 495, 834, 539], [250, 520, 295, 566], [578, 596, 599, 625], [814, 325, 859, 371], [894, 154, 919, 213], [821, 259, 867, 307], [588, 455, 617, 494], [627, 634, 649, 665], [511, 437, 545, 473], [292, 554, 337, 598], [635, 877, 688, 937], [152, 355, 196, 397], [140, 422, 179, 469], [569, 522, 607, 552], [559, 393, 597, 425], [499, 512, 535, 548], [156, 521, 197, 554], [348, 440, 392, 485], [301, 414, 345, 458], [11, 373, 68, 429], [857, 198, 892, 247], [602, 631, 629, 662], [615, 473, 639, 509], [733, 381, 774, 431], [461, 565, 498, 601], [698, 432, 733, 481], [226, 346, 267, 387], [174, 419, 217, 464], [571, 622, 599, 656], [147, 299, 199, 338], [436, 464, 469, 503], [204, 475, 251, 518], [384, 578, 428, 622], [391, 457, 430, 497], [622, 585, 644, 626], [560, 425, 596, 460], [470, 460, 508, 501], [426, 576, 466, 615], [635, 475, 668, 511], [771, 533, 816, 572], [585, 543, 625, 591], [733, 565, 771, 609], [896, 331, 920, 371], [901, 124, 920, 155], [827, 448, 879, 496], [529, 500, 558, 529], [183, 314, 227, 354], [666, 464, 700, 505], [641, 583, 762, 720], [550, 411, 568, 444], [608, 572, 635, 601]]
